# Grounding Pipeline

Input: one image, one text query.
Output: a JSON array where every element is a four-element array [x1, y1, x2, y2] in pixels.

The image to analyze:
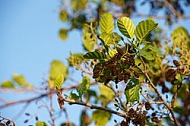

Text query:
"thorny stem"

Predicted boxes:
[[139, 56, 178, 126]]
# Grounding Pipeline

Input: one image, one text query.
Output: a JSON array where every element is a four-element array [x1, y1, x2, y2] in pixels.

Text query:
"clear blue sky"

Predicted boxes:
[[0, 1, 190, 126], [0, 1, 84, 125]]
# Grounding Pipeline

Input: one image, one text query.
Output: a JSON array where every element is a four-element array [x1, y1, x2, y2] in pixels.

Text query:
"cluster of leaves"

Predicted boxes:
[[64, 10, 190, 125], [59, 0, 190, 40]]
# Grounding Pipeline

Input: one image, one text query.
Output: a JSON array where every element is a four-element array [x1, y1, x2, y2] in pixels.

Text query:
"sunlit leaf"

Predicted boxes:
[[92, 110, 111, 126], [99, 32, 121, 46], [108, 48, 117, 58], [49, 60, 68, 80], [117, 17, 135, 38], [12, 74, 32, 88], [135, 19, 158, 42], [125, 78, 140, 102], [99, 85, 115, 101], [82, 32, 95, 51], [35, 121, 48, 126], [54, 74, 64, 89], [68, 53, 84, 66], [59, 28, 68, 40], [171, 27, 190, 49], [83, 51, 107, 59], [77, 76, 90, 98], [100, 12, 114, 34], [59, 9, 69, 22], [1, 80, 15, 88]]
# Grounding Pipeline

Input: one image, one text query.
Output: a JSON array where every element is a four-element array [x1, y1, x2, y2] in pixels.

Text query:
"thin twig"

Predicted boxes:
[[62, 98, 127, 118], [163, 0, 178, 16], [138, 56, 178, 126]]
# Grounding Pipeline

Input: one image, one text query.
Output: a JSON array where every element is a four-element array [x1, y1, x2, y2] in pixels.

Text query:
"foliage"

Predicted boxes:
[[1, 1, 190, 126]]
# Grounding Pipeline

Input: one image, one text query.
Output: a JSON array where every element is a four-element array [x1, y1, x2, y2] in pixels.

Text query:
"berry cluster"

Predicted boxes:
[[92, 47, 138, 85]]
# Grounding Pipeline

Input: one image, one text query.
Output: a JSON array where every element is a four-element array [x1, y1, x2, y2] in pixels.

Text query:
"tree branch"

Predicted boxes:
[[163, 0, 178, 16], [61, 97, 127, 118], [138, 56, 179, 126]]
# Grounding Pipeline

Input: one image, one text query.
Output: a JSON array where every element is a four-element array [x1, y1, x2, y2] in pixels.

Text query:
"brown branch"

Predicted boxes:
[[0, 89, 127, 121], [138, 56, 178, 126], [61, 98, 126, 118], [163, 0, 178, 16]]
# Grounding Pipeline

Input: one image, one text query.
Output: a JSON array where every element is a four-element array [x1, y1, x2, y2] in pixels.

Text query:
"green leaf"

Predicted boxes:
[[77, 76, 90, 98], [59, 28, 68, 40], [49, 60, 68, 88], [70, 92, 80, 101], [36, 121, 48, 126], [82, 32, 95, 51], [117, 17, 135, 38], [92, 110, 111, 126], [171, 27, 190, 49], [54, 74, 64, 89], [68, 53, 84, 66], [100, 12, 114, 34], [99, 32, 121, 46], [125, 78, 140, 102], [99, 85, 115, 101], [138, 48, 154, 60], [135, 19, 158, 42], [59, 9, 69, 22], [12, 74, 32, 87], [83, 51, 107, 59], [49, 60, 68, 80], [1, 80, 15, 88], [142, 45, 163, 58]]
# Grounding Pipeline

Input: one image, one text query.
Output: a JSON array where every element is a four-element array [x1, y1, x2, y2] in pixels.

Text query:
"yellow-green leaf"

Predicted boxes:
[[99, 85, 115, 102], [36, 121, 48, 126], [82, 32, 95, 51], [99, 32, 121, 47], [59, 9, 69, 22], [135, 19, 158, 42], [54, 74, 64, 89], [171, 27, 190, 49], [59, 28, 68, 40], [92, 110, 111, 126], [68, 53, 84, 66], [12, 74, 32, 88], [1, 80, 15, 88], [77, 76, 90, 98], [100, 12, 114, 34], [49, 60, 68, 80], [117, 17, 135, 38], [125, 78, 140, 103]]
